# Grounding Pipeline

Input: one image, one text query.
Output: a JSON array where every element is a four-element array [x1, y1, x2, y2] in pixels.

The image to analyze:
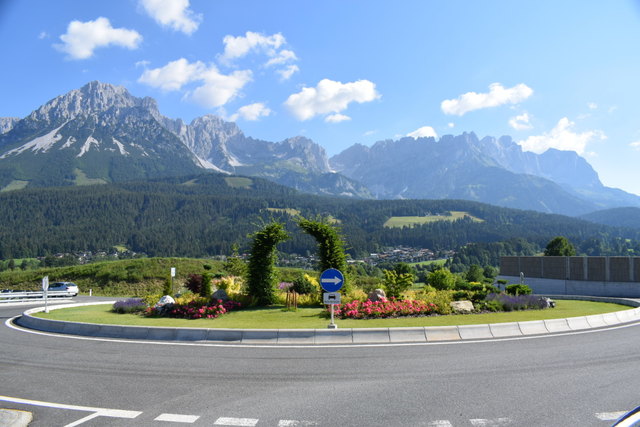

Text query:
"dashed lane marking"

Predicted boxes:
[[214, 416, 260, 426], [426, 421, 453, 426], [470, 418, 513, 426], [155, 413, 200, 423], [277, 421, 318, 426]]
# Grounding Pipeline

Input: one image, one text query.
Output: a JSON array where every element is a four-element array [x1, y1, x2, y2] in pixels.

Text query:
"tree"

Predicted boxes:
[[544, 236, 576, 256], [465, 264, 485, 282], [297, 217, 349, 292], [247, 222, 289, 306], [383, 269, 414, 299], [427, 268, 456, 290]]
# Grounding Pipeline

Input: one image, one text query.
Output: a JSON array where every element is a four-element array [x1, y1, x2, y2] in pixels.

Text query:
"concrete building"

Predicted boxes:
[[499, 256, 640, 297]]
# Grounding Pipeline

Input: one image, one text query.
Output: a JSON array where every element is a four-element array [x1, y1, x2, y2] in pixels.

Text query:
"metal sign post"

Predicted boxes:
[[170, 267, 176, 295], [321, 269, 344, 329], [42, 276, 49, 313]]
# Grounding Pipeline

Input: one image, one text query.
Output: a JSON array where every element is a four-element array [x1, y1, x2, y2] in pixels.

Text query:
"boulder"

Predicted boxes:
[[540, 297, 556, 308], [450, 300, 474, 313], [154, 295, 175, 315], [368, 289, 387, 302], [212, 289, 230, 302]]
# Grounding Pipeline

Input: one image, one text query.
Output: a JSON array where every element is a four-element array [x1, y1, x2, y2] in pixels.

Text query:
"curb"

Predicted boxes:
[[15, 296, 640, 346], [0, 409, 33, 427]]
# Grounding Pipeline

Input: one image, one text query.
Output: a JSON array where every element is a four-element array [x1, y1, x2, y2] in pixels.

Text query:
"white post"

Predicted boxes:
[[328, 305, 337, 329]]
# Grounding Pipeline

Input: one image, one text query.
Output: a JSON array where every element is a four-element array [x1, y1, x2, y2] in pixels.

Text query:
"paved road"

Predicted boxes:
[[1, 299, 639, 426]]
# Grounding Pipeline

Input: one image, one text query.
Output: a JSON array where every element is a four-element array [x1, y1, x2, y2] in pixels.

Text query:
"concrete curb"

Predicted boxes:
[[15, 296, 640, 346], [0, 409, 33, 427]]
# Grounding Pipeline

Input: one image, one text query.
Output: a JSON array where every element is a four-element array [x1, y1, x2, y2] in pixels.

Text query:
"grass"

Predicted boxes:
[[74, 168, 108, 186], [34, 300, 630, 329], [409, 259, 448, 268], [224, 177, 253, 189], [384, 211, 484, 228], [266, 208, 301, 216], [1, 180, 29, 192]]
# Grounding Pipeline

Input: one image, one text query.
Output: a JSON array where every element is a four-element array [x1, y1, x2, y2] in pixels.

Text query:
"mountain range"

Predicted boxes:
[[1, 81, 638, 216]]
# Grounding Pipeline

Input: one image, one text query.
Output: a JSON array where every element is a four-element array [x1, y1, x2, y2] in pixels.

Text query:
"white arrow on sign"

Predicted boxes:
[[321, 276, 342, 285]]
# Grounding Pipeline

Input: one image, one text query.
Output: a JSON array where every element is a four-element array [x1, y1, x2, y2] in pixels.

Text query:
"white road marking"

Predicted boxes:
[[596, 411, 628, 421], [65, 412, 101, 427], [426, 421, 453, 426], [470, 418, 512, 426], [278, 421, 318, 426], [155, 413, 200, 423], [214, 417, 260, 426]]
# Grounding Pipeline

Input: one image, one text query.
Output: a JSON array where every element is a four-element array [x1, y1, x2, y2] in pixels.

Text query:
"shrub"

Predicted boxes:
[[184, 274, 203, 294], [146, 298, 241, 319], [484, 293, 549, 311], [332, 298, 438, 320], [292, 274, 317, 295], [383, 270, 414, 299], [505, 284, 532, 296], [112, 298, 147, 314], [201, 272, 213, 298], [427, 268, 456, 290]]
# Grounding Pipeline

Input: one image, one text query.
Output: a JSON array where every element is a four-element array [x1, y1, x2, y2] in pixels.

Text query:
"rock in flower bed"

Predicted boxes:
[[146, 299, 242, 319], [331, 298, 438, 320]]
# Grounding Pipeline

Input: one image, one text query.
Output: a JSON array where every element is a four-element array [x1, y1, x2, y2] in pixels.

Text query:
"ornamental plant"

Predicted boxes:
[[146, 299, 242, 319], [331, 298, 438, 320], [112, 298, 147, 314]]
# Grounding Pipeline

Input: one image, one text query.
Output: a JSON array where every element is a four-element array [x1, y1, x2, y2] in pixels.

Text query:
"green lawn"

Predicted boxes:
[[384, 211, 484, 228], [35, 300, 630, 329]]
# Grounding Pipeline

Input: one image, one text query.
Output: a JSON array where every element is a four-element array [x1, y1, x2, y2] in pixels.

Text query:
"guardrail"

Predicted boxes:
[[0, 291, 75, 303]]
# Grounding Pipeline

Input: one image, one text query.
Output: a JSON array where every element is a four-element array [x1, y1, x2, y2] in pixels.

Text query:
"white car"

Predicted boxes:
[[48, 282, 79, 296]]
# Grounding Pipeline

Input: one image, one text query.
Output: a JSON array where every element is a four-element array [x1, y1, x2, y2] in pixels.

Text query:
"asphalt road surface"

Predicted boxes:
[[1, 299, 639, 426]]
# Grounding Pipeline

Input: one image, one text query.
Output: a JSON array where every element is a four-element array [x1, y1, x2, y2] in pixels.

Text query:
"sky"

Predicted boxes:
[[1, 0, 640, 195]]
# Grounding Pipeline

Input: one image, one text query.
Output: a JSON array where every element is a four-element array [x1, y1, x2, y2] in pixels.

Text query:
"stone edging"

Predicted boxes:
[[15, 296, 640, 346]]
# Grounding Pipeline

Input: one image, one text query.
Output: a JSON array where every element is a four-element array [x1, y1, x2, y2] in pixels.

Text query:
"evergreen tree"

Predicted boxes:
[[247, 222, 289, 306], [298, 217, 349, 292], [544, 236, 576, 256]]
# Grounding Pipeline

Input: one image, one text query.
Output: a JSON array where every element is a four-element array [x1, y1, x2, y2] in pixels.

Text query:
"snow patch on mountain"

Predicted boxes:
[[77, 136, 100, 157], [0, 124, 66, 158]]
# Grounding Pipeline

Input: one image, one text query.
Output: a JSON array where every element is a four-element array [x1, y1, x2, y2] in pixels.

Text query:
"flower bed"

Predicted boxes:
[[146, 299, 242, 319], [332, 298, 438, 319]]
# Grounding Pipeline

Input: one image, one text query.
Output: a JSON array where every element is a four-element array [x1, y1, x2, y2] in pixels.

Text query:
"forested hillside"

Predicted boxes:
[[2, 172, 639, 260]]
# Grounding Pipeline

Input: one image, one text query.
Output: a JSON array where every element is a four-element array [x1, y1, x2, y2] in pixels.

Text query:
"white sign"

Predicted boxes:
[[323, 292, 341, 305], [170, 267, 176, 278], [42, 276, 49, 291]]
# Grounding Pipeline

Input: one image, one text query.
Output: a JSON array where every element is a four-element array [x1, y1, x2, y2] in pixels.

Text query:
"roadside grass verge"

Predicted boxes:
[[34, 300, 629, 329]]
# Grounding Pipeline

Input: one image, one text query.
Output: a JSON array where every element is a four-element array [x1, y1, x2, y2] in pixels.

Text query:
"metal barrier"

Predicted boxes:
[[0, 291, 75, 303]]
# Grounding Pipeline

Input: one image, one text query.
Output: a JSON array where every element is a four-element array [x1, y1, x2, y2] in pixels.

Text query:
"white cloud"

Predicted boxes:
[[284, 79, 380, 121], [140, 0, 201, 35], [276, 65, 299, 81], [630, 141, 640, 151], [407, 126, 438, 139], [518, 117, 606, 155], [188, 68, 252, 108], [221, 31, 285, 61], [447, 122, 455, 128], [39, 31, 49, 40], [138, 58, 252, 108], [54, 17, 142, 59], [230, 103, 272, 121], [509, 112, 533, 131], [138, 58, 205, 91], [587, 102, 598, 110], [325, 114, 351, 123], [441, 83, 533, 116], [363, 130, 378, 136], [220, 31, 298, 79]]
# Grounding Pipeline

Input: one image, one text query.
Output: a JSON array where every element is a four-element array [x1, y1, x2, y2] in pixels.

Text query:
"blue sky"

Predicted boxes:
[[1, 0, 640, 195]]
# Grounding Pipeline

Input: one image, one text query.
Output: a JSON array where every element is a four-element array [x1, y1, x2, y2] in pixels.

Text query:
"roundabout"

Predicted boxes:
[[2, 297, 640, 426]]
